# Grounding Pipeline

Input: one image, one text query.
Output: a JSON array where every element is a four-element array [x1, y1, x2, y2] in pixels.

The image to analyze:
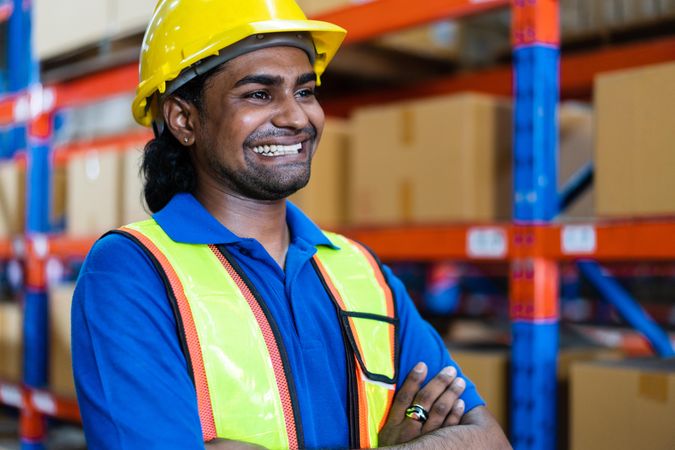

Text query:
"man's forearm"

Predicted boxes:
[[387, 407, 511, 450]]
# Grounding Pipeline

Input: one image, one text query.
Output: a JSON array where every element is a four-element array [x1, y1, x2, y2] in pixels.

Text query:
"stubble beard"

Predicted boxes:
[[206, 141, 313, 201]]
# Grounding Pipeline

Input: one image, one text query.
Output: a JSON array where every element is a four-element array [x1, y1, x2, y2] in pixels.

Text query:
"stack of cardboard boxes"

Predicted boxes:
[[65, 145, 148, 236], [350, 93, 513, 224], [0, 301, 22, 383], [0, 160, 25, 238], [595, 61, 675, 218]]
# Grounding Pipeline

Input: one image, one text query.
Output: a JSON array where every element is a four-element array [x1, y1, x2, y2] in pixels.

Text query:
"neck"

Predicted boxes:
[[195, 187, 290, 269]]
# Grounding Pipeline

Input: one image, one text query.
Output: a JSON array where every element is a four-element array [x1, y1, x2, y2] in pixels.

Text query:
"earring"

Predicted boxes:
[[183, 137, 189, 144]]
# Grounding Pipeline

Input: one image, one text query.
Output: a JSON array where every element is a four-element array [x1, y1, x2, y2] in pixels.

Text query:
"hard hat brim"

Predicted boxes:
[[132, 19, 347, 127]]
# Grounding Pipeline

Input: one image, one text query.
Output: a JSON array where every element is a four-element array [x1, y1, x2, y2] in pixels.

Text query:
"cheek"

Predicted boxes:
[[308, 104, 325, 134]]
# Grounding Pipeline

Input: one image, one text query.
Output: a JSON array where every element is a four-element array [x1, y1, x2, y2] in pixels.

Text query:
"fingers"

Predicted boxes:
[[420, 373, 466, 432], [387, 362, 428, 424], [444, 398, 466, 427]]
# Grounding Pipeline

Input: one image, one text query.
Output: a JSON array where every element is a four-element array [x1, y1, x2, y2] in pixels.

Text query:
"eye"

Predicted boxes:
[[246, 90, 271, 101], [296, 87, 317, 99]]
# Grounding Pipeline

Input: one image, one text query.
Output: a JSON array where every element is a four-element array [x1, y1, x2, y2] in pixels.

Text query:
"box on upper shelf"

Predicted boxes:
[[66, 150, 123, 236], [290, 119, 351, 229], [0, 160, 25, 238], [571, 357, 675, 450], [595, 61, 675, 218], [558, 102, 594, 220], [349, 92, 513, 225], [66, 143, 150, 237]]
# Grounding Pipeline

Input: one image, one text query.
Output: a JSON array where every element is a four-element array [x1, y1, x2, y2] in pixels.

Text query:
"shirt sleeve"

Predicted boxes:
[[71, 233, 205, 449], [384, 265, 485, 412]]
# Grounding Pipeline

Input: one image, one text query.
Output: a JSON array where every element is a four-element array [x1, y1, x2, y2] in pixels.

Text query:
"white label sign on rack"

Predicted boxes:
[[0, 383, 23, 408], [32, 390, 57, 416], [467, 227, 507, 258], [561, 225, 597, 254]]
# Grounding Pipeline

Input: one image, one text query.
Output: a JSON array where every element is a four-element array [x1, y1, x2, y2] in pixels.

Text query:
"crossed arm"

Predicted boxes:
[[206, 363, 511, 450]]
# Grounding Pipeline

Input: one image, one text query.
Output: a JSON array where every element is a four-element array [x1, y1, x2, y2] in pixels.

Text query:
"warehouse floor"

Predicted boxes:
[[0, 413, 86, 450]]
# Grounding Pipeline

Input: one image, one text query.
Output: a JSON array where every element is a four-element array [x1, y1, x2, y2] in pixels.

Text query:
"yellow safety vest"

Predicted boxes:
[[113, 219, 399, 449]]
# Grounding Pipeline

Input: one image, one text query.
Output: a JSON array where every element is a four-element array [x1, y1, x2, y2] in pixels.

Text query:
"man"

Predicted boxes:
[[72, 1, 510, 449]]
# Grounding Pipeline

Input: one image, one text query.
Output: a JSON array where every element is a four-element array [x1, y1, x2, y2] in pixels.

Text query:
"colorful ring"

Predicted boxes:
[[405, 403, 429, 424]]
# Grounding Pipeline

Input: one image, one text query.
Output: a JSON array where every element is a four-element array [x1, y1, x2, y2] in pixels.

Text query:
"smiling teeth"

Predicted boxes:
[[252, 143, 302, 157]]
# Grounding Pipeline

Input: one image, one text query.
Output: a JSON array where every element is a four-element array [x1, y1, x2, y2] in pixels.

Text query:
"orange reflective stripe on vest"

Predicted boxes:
[[112, 220, 398, 448]]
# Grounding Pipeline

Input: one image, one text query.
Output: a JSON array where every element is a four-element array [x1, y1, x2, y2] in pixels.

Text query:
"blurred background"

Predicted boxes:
[[1, 0, 675, 449]]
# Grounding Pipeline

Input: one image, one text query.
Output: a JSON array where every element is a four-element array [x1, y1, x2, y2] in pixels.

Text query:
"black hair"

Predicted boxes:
[[141, 72, 212, 213]]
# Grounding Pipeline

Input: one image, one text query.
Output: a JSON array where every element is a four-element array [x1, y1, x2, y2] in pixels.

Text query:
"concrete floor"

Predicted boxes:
[[0, 412, 86, 450]]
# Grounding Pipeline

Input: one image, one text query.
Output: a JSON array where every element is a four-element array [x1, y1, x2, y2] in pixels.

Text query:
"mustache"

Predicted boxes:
[[243, 126, 317, 146]]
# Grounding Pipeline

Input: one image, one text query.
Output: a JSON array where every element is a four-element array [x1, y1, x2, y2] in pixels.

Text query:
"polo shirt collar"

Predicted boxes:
[[153, 192, 337, 249]]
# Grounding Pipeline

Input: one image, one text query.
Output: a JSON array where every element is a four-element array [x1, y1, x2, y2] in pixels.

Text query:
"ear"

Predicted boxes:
[[162, 96, 198, 146]]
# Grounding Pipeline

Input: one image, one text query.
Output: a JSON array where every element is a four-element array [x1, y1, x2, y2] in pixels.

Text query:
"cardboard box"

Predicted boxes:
[[350, 93, 512, 225], [571, 358, 675, 450], [0, 160, 25, 237], [49, 283, 76, 398], [449, 346, 510, 429], [66, 149, 123, 236], [0, 301, 22, 382], [289, 120, 350, 228], [595, 62, 675, 217], [121, 147, 150, 225], [558, 102, 594, 219], [448, 343, 622, 440]]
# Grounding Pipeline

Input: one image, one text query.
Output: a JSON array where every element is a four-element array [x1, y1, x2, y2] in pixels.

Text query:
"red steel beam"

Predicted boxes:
[[314, 0, 510, 44], [49, 236, 97, 259], [0, 239, 12, 259], [561, 36, 675, 97], [53, 130, 153, 165], [344, 220, 675, 262], [54, 63, 138, 109], [343, 224, 511, 261]]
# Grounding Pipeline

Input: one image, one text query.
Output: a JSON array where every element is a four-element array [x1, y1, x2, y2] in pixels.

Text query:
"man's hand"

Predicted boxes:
[[379, 362, 466, 446]]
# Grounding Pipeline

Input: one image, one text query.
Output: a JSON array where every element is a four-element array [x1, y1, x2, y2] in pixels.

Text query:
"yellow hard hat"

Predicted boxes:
[[132, 0, 347, 127]]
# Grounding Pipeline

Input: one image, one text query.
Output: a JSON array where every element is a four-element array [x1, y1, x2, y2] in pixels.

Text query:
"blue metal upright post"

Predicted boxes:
[[510, 1, 561, 449], [8, 0, 50, 448]]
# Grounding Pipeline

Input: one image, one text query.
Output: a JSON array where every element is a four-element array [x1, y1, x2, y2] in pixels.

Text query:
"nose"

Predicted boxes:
[[272, 93, 310, 130]]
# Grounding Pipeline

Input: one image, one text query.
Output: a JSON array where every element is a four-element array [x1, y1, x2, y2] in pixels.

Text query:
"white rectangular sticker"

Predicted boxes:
[[561, 225, 597, 254], [0, 383, 22, 408], [467, 227, 507, 258]]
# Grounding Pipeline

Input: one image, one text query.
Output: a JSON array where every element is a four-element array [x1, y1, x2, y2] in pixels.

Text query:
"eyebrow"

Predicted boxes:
[[234, 72, 317, 88], [297, 72, 317, 85]]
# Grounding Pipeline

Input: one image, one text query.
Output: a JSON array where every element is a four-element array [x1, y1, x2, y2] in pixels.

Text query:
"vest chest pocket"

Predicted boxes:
[[340, 311, 399, 384]]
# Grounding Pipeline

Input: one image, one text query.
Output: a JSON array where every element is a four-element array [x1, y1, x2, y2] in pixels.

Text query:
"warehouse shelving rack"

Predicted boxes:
[[1, 1, 675, 449]]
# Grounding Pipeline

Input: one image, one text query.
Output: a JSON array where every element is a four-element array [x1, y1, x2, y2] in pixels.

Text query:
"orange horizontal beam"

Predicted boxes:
[[343, 224, 511, 261], [13, 221, 675, 262], [562, 36, 675, 97], [0, 239, 13, 259], [0, 93, 19, 125], [314, 0, 510, 44], [344, 220, 675, 262], [53, 130, 152, 165], [323, 36, 675, 116], [29, 389, 81, 423], [569, 221, 675, 261], [49, 236, 96, 259], [54, 63, 138, 109]]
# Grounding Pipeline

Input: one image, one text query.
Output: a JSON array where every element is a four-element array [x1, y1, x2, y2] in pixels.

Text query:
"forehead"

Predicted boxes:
[[216, 46, 315, 84]]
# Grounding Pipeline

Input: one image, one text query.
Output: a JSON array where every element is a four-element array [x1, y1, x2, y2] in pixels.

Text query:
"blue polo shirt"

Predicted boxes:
[[72, 193, 484, 449]]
